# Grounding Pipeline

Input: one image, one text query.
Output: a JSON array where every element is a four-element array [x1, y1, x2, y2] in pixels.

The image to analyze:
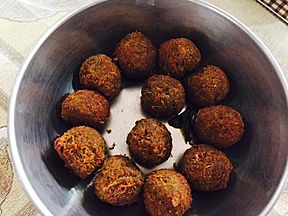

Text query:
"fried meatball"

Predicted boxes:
[[179, 144, 233, 191], [94, 155, 145, 206], [186, 65, 230, 107], [159, 38, 201, 78], [141, 75, 185, 119], [79, 54, 121, 98], [127, 118, 172, 168], [61, 90, 110, 128], [114, 31, 157, 79], [54, 126, 107, 179], [194, 105, 244, 148], [144, 169, 192, 216]]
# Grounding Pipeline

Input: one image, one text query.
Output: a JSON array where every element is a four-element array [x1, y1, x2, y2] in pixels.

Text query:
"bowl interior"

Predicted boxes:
[[10, 0, 288, 215]]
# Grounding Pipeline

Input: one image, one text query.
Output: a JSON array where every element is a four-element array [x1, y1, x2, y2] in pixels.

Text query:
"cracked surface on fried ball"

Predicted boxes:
[[127, 118, 172, 168], [141, 75, 185, 119], [114, 31, 156, 79], [61, 90, 110, 129], [144, 169, 192, 216], [159, 37, 201, 78], [54, 126, 107, 179], [186, 65, 230, 107], [194, 105, 244, 148], [79, 54, 121, 98], [179, 144, 233, 191], [94, 155, 145, 206]]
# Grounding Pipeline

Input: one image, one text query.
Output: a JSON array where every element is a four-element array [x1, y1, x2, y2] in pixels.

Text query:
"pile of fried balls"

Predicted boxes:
[[54, 31, 244, 216]]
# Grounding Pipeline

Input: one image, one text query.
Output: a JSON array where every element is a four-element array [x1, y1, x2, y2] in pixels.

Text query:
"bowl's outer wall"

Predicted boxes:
[[10, 0, 288, 215]]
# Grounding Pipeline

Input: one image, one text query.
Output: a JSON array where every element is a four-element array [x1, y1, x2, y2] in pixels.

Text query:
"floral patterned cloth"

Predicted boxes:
[[0, 0, 287, 215], [0, 0, 94, 21]]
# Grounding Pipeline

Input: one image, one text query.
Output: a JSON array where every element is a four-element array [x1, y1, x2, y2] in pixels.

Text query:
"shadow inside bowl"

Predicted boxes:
[[41, 147, 82, 188], [50, 94, 73, 136], [189, 171, 237, 215], [72, 63, 84, 91], [222, 118, 253, 168], [82, 182, 148, 216]]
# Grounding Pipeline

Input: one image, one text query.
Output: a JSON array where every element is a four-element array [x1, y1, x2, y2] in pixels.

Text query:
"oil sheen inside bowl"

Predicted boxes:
[[8, 0, 288, 216]]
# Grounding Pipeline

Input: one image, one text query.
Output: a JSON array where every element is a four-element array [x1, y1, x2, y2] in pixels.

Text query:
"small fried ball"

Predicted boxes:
[[144, 169, 192, 216], [186, 65, 230, 107], [141, 75, 185, 119], [79, 54, 121, 98], [127, 118, 172, 168], [114, 31, 157, 79], [179, 144, 233, 191], [94, 155, 145, 206], [61, 90, 110, 128], [159, 38, 201, 78], [194, 105, 244, 148], [54, 126, 107, 179]]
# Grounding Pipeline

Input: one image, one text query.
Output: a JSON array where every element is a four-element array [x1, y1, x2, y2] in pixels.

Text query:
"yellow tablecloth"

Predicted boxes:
[[0, 0, 287, 215]]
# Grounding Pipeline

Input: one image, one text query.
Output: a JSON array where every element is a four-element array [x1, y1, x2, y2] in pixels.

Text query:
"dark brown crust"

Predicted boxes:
[[186, 65, 230, 107], [79, 54, 121, 98], [114, 31, 157, 79], [127, 118, 172, 168], [159, 38, 201, 78], [144, 169, 192, 216], [54, 126, 107, 179], [61, 90, 110, 129], [194, 105, 244, 147], [179, 144, 233, 191], [141, 75, 185, 119], [94, 155, 145, 206]]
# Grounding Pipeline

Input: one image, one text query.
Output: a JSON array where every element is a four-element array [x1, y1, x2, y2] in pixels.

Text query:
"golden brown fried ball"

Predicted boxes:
[[94, 155, 145, 206], [114, 31, 157, 79], [141, 75, 185, 119], [186, 65, 230, 107], [194, 105, 244, 148], [127, 118, 172, 168], [144, 169, 192, 216], [61, 90, 110, 129], [54, 126, 107, 179], [79, 54, 121, 98], [159, 38, 201, 78], [179, 144, 233, 191]]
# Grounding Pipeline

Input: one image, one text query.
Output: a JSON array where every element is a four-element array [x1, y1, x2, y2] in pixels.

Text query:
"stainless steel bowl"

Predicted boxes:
[[8, 0, 288, 215]]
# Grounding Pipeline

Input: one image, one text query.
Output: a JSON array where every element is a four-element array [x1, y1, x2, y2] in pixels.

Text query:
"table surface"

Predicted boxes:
[[0, 0, 287, 215]]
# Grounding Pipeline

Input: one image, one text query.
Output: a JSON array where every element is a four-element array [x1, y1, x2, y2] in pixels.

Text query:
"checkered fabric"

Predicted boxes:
[[257, 0, 288, 24]]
